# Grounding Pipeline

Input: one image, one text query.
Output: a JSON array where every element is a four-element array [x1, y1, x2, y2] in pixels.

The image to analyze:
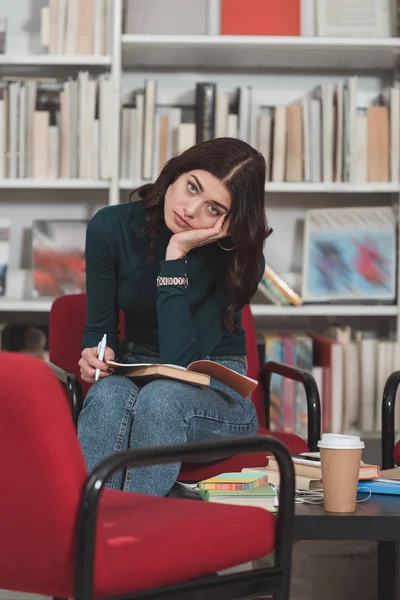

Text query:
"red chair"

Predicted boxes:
[[0, 352, 295, 600], [381, 370, 400, 469], [49, 294, 321, 480]]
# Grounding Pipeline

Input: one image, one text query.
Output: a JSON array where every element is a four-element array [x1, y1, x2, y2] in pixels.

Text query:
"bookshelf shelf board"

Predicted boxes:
[[0, 54, 111, 67], [0, 300, 52, 312], [120, 180, 400, 194], [121, 35, 400, 71], [0, 179, 109, 189], [250, 304, 398, 317], [119, 179, 145, 190], [266, 182, 400, 193]]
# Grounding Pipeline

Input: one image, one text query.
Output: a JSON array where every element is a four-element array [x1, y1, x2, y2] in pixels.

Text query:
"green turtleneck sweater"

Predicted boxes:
[[82, 199, 262, 367]]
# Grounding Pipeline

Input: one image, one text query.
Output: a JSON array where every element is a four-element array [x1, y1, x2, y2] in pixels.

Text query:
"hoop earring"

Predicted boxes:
[[217, 239, 235, 251]]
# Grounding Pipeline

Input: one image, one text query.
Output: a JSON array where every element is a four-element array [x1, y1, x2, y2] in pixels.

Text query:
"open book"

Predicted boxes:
[[106, 359, 258, 398]]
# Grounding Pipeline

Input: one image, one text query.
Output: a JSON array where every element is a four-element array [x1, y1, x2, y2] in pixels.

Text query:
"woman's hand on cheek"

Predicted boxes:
[[166, 215, 231, 260]]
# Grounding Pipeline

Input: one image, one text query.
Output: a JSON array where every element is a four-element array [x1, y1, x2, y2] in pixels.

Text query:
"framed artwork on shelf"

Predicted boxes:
[[302, 206, 396, 303], [32, 219, 88, 298]]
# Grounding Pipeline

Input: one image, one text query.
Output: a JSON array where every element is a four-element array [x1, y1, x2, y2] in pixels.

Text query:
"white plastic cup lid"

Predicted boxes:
[[317, 433, 365, 450]]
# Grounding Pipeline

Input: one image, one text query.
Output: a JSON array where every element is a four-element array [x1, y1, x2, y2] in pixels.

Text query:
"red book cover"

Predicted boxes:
[[221, 0, 300, 36]]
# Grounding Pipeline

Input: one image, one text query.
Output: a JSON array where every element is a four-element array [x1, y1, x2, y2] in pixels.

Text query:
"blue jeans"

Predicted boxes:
[[77, 343, 259, 496]]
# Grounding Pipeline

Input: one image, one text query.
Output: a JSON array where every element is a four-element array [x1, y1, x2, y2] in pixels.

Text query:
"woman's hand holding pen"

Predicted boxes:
[[79, 346, 115, 383], [166, 214, 231, 260]]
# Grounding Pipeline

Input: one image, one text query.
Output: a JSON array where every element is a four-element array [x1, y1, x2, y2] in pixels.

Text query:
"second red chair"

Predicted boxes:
[[48, 293, 321, 480]]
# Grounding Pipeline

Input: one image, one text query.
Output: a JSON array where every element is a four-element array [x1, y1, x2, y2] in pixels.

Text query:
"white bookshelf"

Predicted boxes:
[[250, 304, 398, 317], [3, 0, 400, 338], [121, 34, 400, 71], [120, 180, 400, 194], [0, 54, 111, 67], [2, 300, 397, 317], [0, 299, 52, 312]]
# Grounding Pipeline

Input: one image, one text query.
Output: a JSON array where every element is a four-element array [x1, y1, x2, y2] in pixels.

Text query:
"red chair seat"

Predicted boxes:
[[179, 427, 309, 481], [393, 441, 400, 466], [92, 490, 274, 598]]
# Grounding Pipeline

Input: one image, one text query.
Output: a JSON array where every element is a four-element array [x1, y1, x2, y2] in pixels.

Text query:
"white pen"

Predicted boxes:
[[95, 334, 107, 382]]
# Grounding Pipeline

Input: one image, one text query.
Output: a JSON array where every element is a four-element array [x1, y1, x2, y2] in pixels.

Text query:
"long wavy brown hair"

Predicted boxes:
[[131, 137, 272, 333]]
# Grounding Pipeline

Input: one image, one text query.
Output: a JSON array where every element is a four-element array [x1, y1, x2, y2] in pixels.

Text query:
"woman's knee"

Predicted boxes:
[[82, 375, 137, 411], [135, 380, 189, 420]]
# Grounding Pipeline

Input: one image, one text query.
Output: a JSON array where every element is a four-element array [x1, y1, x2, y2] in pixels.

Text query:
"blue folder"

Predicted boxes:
[[358, 480, 400, 496]]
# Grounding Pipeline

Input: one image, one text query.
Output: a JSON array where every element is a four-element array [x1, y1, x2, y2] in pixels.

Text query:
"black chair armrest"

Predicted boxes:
[[75, 435, 295, 600], [47, 362, 83, 427], [382, 370, 400, 469], [259, 361, 321, 452], [257, 339, 266, 368]]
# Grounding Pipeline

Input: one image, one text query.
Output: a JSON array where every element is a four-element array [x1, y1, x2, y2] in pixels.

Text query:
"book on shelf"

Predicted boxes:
[[123, 0, 220, 35], [263, 265, 302, 306], [195, 82, 217, 144], [41, 0, 111, 55], [316, 0, 392, 37], [0, 218, 10, 297], [107, 359, 258, 398], [220, 0, 300, 36], [0, 17, 6, 54], [252, 268, 302, 307], [0, 73, 112, 180]]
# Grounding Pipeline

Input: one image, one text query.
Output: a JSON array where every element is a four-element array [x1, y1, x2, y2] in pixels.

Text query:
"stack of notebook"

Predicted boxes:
[[242, 453, 380, 491], [198, 472, 277, 512], [358, 466, 400, 495]]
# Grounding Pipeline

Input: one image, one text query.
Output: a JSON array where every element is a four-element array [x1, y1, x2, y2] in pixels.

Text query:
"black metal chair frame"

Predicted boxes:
[[260, 361, 321, 453], [381, 370, 400, 470], [73, 435, 295, 600]]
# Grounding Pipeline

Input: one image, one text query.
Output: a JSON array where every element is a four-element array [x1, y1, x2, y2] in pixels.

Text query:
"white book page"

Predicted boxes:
[[107, 360, 187, 371]]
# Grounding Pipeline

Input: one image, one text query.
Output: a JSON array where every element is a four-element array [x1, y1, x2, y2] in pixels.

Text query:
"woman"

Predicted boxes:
[[78, 137, 271, 497]]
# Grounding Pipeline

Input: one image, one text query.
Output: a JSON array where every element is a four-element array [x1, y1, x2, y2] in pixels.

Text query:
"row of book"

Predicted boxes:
[[265, 76, 398, 184], [0, 73, 112, 180], [264, 323, 400, 439], [120, 80, 243, 182], [41, 0, 111, 55], [120, 77, 400, 186], [123, 0, 393, 39]]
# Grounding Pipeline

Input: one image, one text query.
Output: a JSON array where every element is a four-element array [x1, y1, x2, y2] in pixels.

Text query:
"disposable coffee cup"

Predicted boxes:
[[318, 433, 365, 513]]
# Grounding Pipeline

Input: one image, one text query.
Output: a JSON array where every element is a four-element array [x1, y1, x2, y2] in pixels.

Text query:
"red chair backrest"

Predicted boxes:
[[242, 305, 265, 427], [0, 352, 88, 596], [49, 295, 264, 426]]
